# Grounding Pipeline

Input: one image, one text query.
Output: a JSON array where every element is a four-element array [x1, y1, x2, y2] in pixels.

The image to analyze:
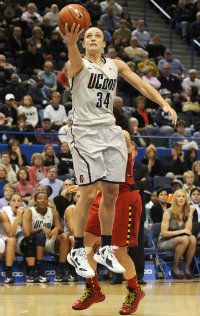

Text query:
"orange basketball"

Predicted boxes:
[[57, 4, 91, 34]]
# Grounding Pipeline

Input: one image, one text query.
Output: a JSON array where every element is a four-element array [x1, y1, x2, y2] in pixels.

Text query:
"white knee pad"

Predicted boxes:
[[0, 238, 5, 253], [85, 246, 93, 254]]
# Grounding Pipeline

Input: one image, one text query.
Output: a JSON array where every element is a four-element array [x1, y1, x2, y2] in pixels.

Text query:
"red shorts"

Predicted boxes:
[[85, 190, 142, 247]]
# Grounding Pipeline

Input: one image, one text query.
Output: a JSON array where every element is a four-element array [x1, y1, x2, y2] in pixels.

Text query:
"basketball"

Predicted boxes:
[[57, 4, 91, 34]]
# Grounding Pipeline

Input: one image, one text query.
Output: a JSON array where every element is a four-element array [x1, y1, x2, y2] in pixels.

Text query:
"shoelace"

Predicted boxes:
[[105, 246, 120, 263], [79, 287, 93, 302], [75, 248, 90, 266], [123, 291, 136, 307]]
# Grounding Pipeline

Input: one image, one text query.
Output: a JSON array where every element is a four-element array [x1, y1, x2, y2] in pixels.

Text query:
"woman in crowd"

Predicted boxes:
[[42, 144, 59, 167], [157, 189, 197, 279], [141, 144, 163, 177], [56, 142, 74, 180], [28, 153, 47, 186], [150, 188, 170, 223], [184, 147, 198, 170], [192, 160, 200, 187], [18, 95, 39, 127], [182, 170, 196, 196], [0, 152, 18, 183], [0, 164, 9, 198], [8, 139, 27, 167], [0, 183, 15, 208], [38, 61, 57, 92], [15, 167, 34, 204]]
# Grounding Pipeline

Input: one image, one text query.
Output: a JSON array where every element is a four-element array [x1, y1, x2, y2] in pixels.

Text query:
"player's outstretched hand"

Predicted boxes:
[[61, 185, 79, 197], [58, 23, 84, 45], [162, 102, 177, 125]]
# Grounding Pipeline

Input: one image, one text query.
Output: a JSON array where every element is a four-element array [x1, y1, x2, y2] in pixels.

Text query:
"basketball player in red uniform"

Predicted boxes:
[[63, 133, 144, 315]]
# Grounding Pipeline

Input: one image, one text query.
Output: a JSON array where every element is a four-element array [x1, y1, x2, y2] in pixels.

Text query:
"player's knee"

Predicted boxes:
[[20, 236, 36, 257], [60, 233, 68, 242], [103, 186, 119, 204], [7, 237, 16, 246], [0, 239, 5, 254], [34, 232, 46, 247]]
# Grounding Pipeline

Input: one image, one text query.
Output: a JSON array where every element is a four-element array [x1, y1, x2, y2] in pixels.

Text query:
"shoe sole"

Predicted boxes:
[[67, 253, 95, 278], [119, 292, 145, 315], [72, 296, 106, 310], [93, 254, 125, 274]]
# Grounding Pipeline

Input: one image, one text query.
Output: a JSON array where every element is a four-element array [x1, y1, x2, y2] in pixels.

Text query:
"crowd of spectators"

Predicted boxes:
[[0, 0, 199, 283]]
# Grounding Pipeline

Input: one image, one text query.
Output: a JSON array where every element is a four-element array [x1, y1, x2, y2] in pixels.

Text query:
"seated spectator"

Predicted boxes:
[[0, 112, 13, 143], [192, 160, 200, 187], [9, 26, 27, 60], [97, 20, 113, 45], [56, 62, 70, 92], [19, 40, 44, 75], [0, 164, 9, 198], [161, 143, 188, 175], [193, 121, 200, 148], [38, 61, 57, 92], [42, 144, 59, 167], [56, 142, 74, 180], [129, 117, 151, 147], [150, 188, 170, 223], [0, 54, 13, 89], [11, 113, 35, 144], [28, 76, 51, 108], [29, 26, 47, 55], [120, 7, 136, 31], [47, 30, 67, 70], [15, 167, 34, 204], [0, 183, 15, 209], [141, 144, 163, 177], [44, 4, 59, 27], [85, 0, 102, 26], [190, 11, 200, 42], [182, 69, 200, 92], [18, 95, 39, 127], [39, 166, 63, 198], [124, 36, 147, 63], [100, 0, 123, 15], [146, 34, 166, 62], [0, 94, 18, 125], [169, 120, 198, 149], [141, 66, 161, 90], [8, 139, 27, 167], [113, 19, 132, 47], [157, 189, 196, 279], [158, 50, 186, 79], [184, 147, 198, 170], [154, 97, 174, 141], [0, 27, 10, 56], [183, 170, 196, 196], [117, 61, 140, 107], [190, 188, 200, 222], [28, 153, 47, 186], [21, 3, 43, 29], [3, 74, 27, 103], [190, 0, 200, 21], [137, 52, 159, 77], [174, 0, 190, 40], [41, 15, 54, 41], [131, 19, 150, 48], [43, 91, 67, 129], [158, 63, 183, 95], [181, 86, 200, 116], [133, 96, 153, 128], [145, 190, 158, 225], [0, 151, 18, 184], [58, 115, 73, 143], [100, 4, 120, 34], [53, 179, 74, 220], [35, 118, 58, 144], [0, 54, 15, 73]]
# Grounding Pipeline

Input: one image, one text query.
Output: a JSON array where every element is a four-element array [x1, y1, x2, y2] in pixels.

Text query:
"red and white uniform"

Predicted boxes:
[[85, 153, 142, 247]]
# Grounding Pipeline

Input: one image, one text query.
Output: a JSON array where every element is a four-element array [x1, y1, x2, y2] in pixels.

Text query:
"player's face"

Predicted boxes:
[[83, 28, 106, 51], [10, 194, 23, 212], [35, 193, 48, 210]]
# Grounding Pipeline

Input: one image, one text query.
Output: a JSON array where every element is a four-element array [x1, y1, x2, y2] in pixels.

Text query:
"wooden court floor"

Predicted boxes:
[[0, 280, 200, 316]]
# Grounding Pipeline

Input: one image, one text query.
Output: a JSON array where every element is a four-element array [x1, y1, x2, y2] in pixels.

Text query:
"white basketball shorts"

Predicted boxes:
[[67, 125, 128, 186]]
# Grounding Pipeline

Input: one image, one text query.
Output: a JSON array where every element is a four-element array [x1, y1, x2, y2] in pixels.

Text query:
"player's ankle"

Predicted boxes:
[[74, 236, 84, 249], [101, 235, 112, 247]]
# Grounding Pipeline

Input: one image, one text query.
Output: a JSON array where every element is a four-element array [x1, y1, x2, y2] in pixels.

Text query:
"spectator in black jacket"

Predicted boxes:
[[3, 74, 27, 102], [146, 34, 166, 63], [19, 40, 44, 75], [56, 142, 74, 180], [174, 0, 190, 40], [141, 144, 163, 177], [0, 94, 18, 125], [28, 76, 51, 108], [161, 143, 188, 175], [158, 63, 182, 95], [9, 26, 27, 60], [150, 188, 170, 223]]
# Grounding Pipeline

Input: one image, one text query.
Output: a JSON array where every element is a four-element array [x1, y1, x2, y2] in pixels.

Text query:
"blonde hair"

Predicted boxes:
[[183, 170, 195, 181], [171, 189, 189, 222], [145, 144, 157, 159], [192, 160, 200, 183], [0, 163, 8, 177], [31, 153, 44, 165]]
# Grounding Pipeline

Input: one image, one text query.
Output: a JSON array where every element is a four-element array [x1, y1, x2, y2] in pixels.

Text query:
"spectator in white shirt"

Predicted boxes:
[[39, 166, 63, 198], [21, 3, 43, 27], [182, 69, 200, 92], [44, 91, 67, 129], [18, 95, 39, 127], [44, 4, 59, 27], [131, 20, 150, 48], [100, 0, 123, 16]]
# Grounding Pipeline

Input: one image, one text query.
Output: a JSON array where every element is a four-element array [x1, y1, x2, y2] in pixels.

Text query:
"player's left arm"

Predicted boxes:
[[52, 210, 63, 235], [114, 59, 177, 124]]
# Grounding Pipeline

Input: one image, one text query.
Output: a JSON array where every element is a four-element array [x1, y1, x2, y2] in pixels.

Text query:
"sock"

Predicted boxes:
[[36, 260, 43, 275], [86, 272, 99, 288], [26, 265, 35, 276], [101, 235, 112, 247], [6, 266, 12, 278], [74, 237, 84, 249], [127, 275, 140, 290], [57, 262, 66, 274]]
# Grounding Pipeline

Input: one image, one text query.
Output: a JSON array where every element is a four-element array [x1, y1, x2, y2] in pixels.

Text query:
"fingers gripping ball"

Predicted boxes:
[[57, 4, 91, 34]]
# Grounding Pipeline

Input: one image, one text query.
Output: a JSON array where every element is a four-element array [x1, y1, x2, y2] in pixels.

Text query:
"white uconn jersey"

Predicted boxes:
[[69, 58, 117, 126], [30, 207, 53, 230], [0, 206, 22, 238]]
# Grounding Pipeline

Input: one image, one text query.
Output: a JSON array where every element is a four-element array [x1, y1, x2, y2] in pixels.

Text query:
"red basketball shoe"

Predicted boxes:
[[72, 285, 105, 310], [119, 287, 145, 315]]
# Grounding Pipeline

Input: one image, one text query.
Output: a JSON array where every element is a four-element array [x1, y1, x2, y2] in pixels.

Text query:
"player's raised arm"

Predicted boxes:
[[115, 59, 177, 125], [60, 23, 84, 78]]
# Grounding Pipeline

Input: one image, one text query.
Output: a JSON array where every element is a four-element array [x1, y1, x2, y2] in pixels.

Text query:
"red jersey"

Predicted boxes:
[[119, 152, 134, 191]]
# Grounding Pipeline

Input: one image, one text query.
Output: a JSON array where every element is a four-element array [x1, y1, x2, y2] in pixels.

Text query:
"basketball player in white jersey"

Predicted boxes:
[[0, 193, 36, 283], [23, 192, 70, 282], [60, 24, 177, 278]]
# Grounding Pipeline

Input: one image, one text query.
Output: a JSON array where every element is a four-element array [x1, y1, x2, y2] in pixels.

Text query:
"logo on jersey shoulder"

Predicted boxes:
[[88, 73, 117, 91], [80, 175, 84, 183]]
